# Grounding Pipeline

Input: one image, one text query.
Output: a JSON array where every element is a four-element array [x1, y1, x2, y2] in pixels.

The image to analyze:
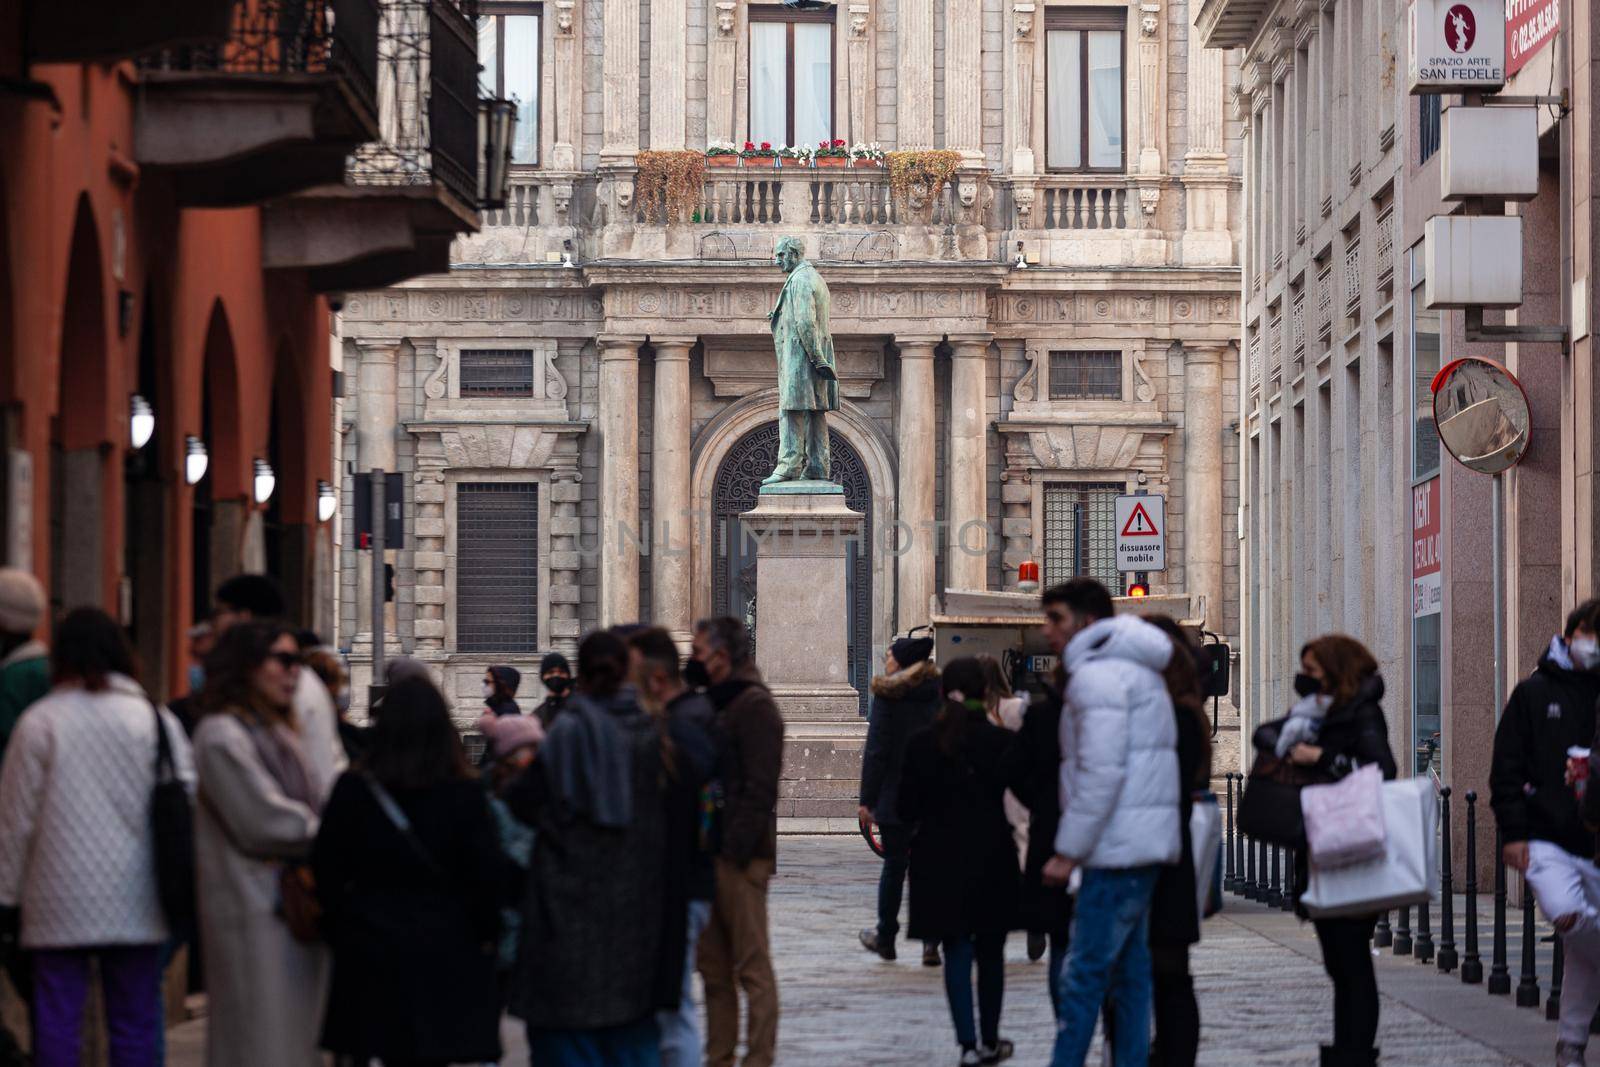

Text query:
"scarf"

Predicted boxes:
[[539, 692, 636, 829], [1274, 692, 1333, 758], [245, 717, 315, 809]]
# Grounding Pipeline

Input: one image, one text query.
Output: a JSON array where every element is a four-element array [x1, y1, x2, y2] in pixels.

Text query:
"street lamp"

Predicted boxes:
[[184, 437, 209, 485], [129, 394, 155, 450], [253, 459, 276, 505], [317, 480, 337, 523], [479, 96, 517, 211]]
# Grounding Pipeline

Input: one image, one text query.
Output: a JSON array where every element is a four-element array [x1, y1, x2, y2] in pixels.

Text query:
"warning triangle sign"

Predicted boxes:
[[1120, 502, 1160, 537]]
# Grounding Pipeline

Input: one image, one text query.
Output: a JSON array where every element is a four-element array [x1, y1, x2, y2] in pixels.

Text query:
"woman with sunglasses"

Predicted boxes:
[[192, 622, 328, 1067]]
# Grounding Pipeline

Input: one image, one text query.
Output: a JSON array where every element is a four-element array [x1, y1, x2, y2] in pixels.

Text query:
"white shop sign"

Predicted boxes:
[[1114, 493, 1166, 573], [1409, 0, 1506, 93]]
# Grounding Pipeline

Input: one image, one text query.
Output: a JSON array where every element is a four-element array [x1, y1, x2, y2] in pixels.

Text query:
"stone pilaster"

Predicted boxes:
[[412, 458, 447, 651], [897, 0, 934, 149], [1009, 3, 1036, 174], [846, 0, 872, 145], [707, 0, 737, 145], [601, 0, 641, 163], [548, 437, 584, 657], [598, 336, 643, 625], [353, 340, 399, 643], [896, 339, 937, 632], [1135, 1, 1164, 176], [650, 0, 687, 149], [1181, 13, 1234, 266], [1184, 344, 1226, 631], [552, 0, 580, 169], [650, 339, 695, 644], [946, 338, 990, 591], [944, 0, 982, 161]]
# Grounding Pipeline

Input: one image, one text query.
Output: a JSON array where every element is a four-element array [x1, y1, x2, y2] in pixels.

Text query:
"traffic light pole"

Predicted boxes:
[[369, 468, 387, 709]]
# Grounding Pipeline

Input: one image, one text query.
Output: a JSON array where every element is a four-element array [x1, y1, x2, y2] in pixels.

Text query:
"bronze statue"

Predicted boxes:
[[763, 236, 839, 485]]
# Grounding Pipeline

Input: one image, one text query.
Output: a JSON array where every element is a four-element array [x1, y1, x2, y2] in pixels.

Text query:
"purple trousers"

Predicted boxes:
[[32, 945, 164, 1067]]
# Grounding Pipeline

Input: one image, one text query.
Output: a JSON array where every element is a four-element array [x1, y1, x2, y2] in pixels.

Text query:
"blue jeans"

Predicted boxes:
[[1047, 928, 1070, 1021], [1050, 866, 1160, 1067], [658, 899, 713, 1067], [527, 1019, 662, 1067], [942, 932, 1006, 1050], [877, 823, 911, 942]]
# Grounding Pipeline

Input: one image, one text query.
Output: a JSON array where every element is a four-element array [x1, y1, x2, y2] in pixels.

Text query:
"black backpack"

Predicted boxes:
[[150, 704, 196, 939]]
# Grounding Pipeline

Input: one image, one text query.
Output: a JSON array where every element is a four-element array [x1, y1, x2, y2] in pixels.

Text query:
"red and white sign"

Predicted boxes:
[[1410, 0, 1506, 92], [1412, 478, 1443, 619], [1114, 494, 1166, 573], [1506, 0, 1560, 77]]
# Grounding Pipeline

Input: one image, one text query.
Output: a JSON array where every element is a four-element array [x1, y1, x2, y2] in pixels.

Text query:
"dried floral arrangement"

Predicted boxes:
[[635, 150, 706, 223], [886, 149, 962, 207]]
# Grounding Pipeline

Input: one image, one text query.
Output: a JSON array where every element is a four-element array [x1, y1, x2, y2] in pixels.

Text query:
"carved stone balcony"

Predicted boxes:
[[136, 0, 381, 207], [1006, 175, 1172, 268], [262, 0, 483, 292]]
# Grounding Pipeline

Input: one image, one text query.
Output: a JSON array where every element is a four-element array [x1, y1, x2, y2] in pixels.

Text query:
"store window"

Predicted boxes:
[[1045, 9, 1125, 171], [457, 482, 539, 652], [1419, 94, 1442, 164], [749, 6, 834, 148], [1410, 246, 1442, 777], [478, 3, 541, 165], [1048, 351, 1122, 400], [1042, 482, 1122, 590]]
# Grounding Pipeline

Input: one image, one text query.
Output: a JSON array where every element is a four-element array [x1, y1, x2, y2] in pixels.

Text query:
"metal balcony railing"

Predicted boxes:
[[143, 0, 380, 126], [348, 0, 481, 214]]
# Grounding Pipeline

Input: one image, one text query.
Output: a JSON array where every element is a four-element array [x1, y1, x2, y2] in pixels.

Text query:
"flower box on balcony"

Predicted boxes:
[[744, 156, 778, 167], [707, 155, 739, 167], [853, 158, 883, 168], [816, 156, 848, 168]]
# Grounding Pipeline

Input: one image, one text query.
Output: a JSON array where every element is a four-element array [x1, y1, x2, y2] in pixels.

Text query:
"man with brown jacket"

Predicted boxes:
[[689, 617, 785, 1067]]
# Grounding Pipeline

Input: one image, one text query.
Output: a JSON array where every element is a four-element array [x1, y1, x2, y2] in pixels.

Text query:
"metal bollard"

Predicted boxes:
[[1395, 904, 1413, 956], [1224, 774, 1239, 892], [1549, 934, 1564, 1022], [1438, 787, 1458, 973], [1516, 885, 1541, 1007], [1489, 826, 1511, 995], [1281, 847, 1295, 912], [1258, 838, 1268, 904], [1374, 910, 1393, 948], [1416, 894, 1435, 964], [1244, 832, 1258, 900], [1463, 791, 1483, 984], [1267, 845, 1283, 908]]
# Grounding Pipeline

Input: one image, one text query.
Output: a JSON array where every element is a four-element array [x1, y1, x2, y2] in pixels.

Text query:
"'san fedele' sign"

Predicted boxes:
[[1506, 0, 1560, 78], [1410, 0, 1507, 92]]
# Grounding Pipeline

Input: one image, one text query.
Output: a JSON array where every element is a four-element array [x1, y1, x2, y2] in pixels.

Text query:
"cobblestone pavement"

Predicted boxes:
[[167, 836, 1559, 1066]]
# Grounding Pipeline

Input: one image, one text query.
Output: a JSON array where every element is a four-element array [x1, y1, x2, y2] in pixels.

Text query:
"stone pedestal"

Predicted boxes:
[[742, 483, 863, 720]]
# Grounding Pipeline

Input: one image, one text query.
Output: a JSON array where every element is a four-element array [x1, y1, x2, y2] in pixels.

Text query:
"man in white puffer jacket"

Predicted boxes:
[[1040, 578, 1180, 1067]]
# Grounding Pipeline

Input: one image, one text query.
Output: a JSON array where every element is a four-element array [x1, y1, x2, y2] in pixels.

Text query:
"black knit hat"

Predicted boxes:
[[539, 652, 571, 676], [489, 665, 522, 694], [890, 635, 934, 667]]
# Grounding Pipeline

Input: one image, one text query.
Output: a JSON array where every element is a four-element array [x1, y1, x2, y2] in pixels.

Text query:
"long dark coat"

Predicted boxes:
[[859, 660, 942, 826], [1001, 695, 1073, 938], [312, 774, 506, 1062], [1149, 698, 1212, 948], [897, 706, 1021, 942]]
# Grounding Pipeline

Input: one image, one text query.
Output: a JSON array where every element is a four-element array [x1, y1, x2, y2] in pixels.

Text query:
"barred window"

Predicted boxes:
[[1042, 482, 1121, 590], [1049, 350, 1122, 400], [457, 483, 538, 652], [460, 348, 535, 397]]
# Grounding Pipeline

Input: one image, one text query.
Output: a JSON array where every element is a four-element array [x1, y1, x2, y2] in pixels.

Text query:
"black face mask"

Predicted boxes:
[[543, 674, 572, 697], [683, 657, 712, 690], [1293, 672, 1322, 698]]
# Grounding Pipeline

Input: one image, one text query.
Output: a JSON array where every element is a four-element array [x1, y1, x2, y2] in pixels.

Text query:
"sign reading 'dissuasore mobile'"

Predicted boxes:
[[1506, 0, 1560, 78], [1114, 493, 1166, 573], [1409, 0, 1506, 92]]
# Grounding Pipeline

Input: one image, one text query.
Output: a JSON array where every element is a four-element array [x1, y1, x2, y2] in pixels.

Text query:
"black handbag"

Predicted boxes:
[[150, 704, 197, 938]]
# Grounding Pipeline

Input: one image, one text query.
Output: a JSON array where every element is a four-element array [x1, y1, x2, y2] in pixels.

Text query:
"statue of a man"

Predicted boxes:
[[763, 236, 839, 484]]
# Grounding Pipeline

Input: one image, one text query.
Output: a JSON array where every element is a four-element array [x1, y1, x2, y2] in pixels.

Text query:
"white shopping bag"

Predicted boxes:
[[1300, 778, 1439, 919], [1302, 763, 1387, 869], [1190, 797, 1222, 924]]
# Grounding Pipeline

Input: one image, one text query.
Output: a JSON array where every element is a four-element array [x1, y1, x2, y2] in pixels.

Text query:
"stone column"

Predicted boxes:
[[945, 0, 982, 161], [650, 0, 686, 149], [1135, 3, 1163, 176], [846, 2, 872, 145], [897, 0, 934, 148], [552, 0, 580, 169], [946, 337, 990, 591], [598, 336, 643, 625], [601, 0, 640, 163], [650, 339, 695, 644], [548, 432, 584, 657], [1181, 14, 1233, 265], [354, 340, 399, 643], [708, 1, 737, 145], [896, 339, 937, 632], [1184, 344, 1226, 631], [1009, 3, 1036, 174]]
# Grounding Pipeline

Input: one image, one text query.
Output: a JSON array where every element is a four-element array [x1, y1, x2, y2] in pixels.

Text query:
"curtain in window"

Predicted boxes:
[[1046, 30, 1081, 169], [750, 22, 787, 146], [1086, 30, 1121, 168], [476, 17, 498, 97], [794, 23, 832, 146], [505, 15, 540, 164]]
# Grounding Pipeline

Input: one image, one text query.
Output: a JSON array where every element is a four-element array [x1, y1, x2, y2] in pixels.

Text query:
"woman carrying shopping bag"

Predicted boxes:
[[1275, 635, 1396, 1067]]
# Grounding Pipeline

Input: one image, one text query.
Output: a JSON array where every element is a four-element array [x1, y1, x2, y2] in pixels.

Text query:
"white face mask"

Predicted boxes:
[[483, 681, 497, 700], [1573, 636, 1600, 671]]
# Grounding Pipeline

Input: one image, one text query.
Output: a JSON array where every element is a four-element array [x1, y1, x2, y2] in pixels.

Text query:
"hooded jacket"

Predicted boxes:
[[1493, 638, 1600, 859], [1054, 615, 1181, 869], [859, 659, 942, 825]]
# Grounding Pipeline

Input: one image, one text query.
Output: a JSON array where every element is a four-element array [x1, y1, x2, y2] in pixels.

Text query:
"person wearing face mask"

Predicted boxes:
[[534, 653, 574, 727], [167, 620, 216, 737], [1491, 599, 1600, 1067]]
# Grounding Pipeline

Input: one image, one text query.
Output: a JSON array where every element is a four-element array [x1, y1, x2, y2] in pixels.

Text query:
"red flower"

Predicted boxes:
[[833, 138, 845, 146], [743, 141, 754, 150], [760, 142, 771, 150], [819, 140, 828, 148]]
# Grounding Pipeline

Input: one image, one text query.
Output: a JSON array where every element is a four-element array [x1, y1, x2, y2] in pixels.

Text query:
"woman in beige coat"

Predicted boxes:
[[193, 620, 328, 1067]]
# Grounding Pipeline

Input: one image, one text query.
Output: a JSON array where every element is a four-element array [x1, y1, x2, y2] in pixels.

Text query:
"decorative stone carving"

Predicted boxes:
[[1013, 182, 1035, 222], [1013, 346, 1042, 403], [1141, 12, 1158, 35], [422, 346, 448, 399], [1010, 424, 1172, 472], [1013, 4, 1034, 38], [850, 4, 868, 36], [958, 180, 978, 208], [555, 0, 574, 34], [551, 181, 573, 224], [716, 0, 735, 34], [546, 360, 569, 401], [1140, 185, 1161, 216], [1131, 348, 1157, 402]]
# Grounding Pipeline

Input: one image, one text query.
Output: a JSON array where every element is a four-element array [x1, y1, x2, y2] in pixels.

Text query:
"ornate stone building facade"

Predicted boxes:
[[337, 0, 1245, 821]]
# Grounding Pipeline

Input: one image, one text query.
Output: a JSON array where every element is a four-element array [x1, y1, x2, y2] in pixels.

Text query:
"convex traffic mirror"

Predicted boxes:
[[1431, 356, 1531, 474]]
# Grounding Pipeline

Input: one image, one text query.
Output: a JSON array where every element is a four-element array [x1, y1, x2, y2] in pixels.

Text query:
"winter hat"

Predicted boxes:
[[0, 569, 45, 635], [890, 635, 934, 668], [386, 657, 432, 686], [539, 652, 571, 676], [489, 665, 522, 694], [478, 709, 544, 758]]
